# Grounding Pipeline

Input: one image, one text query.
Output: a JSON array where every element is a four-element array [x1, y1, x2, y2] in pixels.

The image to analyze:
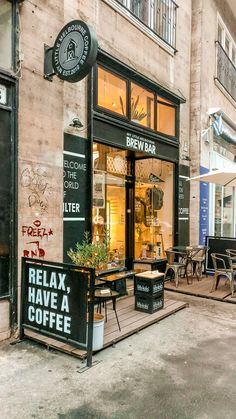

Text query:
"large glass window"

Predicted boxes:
[[214, 185, 234, 237], [0, 1, 12, 70], [131, 82, 154, 129], [97, 66, 177, 137], [157, 96, 176, 136], [97, 66, 127, 117], [135, 158, 174, 260], [93, 143, 129, 268]]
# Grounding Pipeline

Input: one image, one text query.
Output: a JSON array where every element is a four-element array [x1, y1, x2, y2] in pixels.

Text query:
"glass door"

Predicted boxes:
[[134, 158, 174, 260], [93, 143, 129, 268]]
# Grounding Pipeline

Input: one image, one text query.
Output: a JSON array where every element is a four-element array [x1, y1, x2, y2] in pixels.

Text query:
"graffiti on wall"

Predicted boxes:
[[22, 219, 53, 259], [20, 165, 53, 214]]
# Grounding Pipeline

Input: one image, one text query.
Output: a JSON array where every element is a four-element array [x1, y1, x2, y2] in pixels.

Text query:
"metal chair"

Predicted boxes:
[[226, 249, 236, 268], [165, 249, 187, 287], [211, 253, 235, 297], [190, 246, 209, 280]]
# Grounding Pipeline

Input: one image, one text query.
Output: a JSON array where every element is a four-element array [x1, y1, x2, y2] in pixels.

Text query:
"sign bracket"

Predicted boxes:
[[44, 44, 55, 82]]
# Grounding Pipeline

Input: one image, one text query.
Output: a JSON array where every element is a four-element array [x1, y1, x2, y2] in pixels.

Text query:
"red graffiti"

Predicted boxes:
[[23, 241, 45, 259], [21, 219, 53, 240]]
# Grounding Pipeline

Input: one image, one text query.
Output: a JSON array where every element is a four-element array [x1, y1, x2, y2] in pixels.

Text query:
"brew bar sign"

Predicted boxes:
[[52, 20, 98, 82], [22, 262, 88, 345]]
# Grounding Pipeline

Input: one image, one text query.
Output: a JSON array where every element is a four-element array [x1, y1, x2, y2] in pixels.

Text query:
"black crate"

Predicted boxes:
[[135, 293, 164, 314], [135, 275, 164, 296]]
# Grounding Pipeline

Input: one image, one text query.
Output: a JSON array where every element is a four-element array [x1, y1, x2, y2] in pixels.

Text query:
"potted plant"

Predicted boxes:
[[67, 231, 109, 271], [119, 93, 147, 122]]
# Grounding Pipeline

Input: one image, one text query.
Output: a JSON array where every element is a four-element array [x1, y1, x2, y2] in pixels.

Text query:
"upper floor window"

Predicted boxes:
[[98, 66, 127, 117], [131, 82, 154, 129], [216, 16, 236, 102], [96, 65, 177, 137], [217, 16, 236, 65], [157, 96, 176, 136], [0, 0, 12, 70], [116, 0, 177, 49]]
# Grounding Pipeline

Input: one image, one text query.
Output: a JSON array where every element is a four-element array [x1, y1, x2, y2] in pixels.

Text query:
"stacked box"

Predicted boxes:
[[134, 271, 164, 313], [135, 293, 164, 314]]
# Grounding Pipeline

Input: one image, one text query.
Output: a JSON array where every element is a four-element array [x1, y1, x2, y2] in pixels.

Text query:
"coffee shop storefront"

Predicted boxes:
[[89, 52, 185, 273]]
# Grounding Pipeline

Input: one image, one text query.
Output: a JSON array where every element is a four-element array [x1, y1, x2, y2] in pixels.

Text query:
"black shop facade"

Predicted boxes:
[[63, 51, 187, 273]]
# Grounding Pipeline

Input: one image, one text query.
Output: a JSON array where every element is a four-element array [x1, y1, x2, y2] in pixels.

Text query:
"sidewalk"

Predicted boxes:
[[1, 291, 236, 419]]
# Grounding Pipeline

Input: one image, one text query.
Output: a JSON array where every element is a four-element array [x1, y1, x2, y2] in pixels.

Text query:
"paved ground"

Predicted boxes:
[[1, 291, 236, 419]]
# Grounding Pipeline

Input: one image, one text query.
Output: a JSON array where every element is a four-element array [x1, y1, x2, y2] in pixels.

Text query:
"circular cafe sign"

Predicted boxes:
[[52, 20, 98, 83]]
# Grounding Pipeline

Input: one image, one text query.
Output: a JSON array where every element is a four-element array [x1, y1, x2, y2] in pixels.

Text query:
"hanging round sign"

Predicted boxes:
[[52, 20, 98, 83]]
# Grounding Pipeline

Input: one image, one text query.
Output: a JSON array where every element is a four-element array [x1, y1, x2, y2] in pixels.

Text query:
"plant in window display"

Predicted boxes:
[[67, 231, 109, 270], [119, 93, 147, 122]]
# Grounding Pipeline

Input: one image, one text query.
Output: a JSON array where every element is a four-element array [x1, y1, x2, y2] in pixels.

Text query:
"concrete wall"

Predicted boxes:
[[189, 0, 236, 243]]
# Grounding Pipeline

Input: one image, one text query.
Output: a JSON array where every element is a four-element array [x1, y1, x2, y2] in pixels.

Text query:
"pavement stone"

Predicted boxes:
[[0, 291, 236, 419]]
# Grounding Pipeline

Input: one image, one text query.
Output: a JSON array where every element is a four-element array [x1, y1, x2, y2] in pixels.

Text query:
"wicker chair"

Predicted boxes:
[[211, 253, 235, 297]]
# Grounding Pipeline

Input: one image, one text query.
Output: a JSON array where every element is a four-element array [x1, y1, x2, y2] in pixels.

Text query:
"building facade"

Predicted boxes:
[[6, 0, 233, 340], [190, 0, 236, 245]]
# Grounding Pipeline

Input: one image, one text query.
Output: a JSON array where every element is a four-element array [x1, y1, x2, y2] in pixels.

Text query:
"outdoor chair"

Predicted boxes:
[[211, 253, 235, 297], [165, 249, 187, 288], [226, 249, 236, 268], [190, 246, 209, 280]]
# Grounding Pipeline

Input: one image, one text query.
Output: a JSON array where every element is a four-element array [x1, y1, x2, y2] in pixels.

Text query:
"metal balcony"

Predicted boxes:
[[116, 0, 178, 50]]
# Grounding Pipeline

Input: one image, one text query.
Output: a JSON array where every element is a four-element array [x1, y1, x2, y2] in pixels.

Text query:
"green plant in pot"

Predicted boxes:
[[67, 231, 109, 271], [119, 93, 147, 122]]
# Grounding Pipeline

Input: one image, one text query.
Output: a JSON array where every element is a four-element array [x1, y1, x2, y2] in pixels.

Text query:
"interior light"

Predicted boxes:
[[112, 102, 116, 107]]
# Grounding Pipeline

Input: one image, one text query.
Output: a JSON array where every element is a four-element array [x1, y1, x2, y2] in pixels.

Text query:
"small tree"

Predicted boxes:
[[67, 231, 109, 270]]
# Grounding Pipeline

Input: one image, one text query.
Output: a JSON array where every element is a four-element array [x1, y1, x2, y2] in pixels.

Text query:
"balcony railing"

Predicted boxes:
[[216, 41, 236, 102], [116, 0, 177, 50]]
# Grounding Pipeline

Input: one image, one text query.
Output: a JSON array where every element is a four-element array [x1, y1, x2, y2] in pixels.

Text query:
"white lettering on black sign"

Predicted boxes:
[[26, 267, 72, 335], [126, 133, 157, 155]]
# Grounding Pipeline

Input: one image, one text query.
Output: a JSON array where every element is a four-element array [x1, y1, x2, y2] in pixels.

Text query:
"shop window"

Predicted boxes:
[[135, 158, 174, 260], [0, 1, 12, 70], [97, 66, 128, 117], [214, 185, 234, 237], [130, 82, 154, 129], [93, 143, 128, 268], [157, 96, 176, 136]]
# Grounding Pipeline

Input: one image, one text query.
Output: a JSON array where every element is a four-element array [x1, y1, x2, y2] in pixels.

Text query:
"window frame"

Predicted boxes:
[[96, 64, 129, 121], [104, 0, 178, 52], [156, 95, 177, 137], [95, 62, 179, 140], [217, 14, 236, 64]]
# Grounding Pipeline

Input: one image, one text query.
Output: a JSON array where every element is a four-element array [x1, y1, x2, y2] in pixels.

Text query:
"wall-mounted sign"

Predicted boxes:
[[52, 20, 98, 83], [199, 166, 209, 245], [126, 132, 157, 156], [0, 84, 7, 105], [178, 165, 190, 246], [63, 134, 91, 262]]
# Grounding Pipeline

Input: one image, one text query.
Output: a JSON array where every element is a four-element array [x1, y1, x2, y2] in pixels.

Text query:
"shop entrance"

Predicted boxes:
[[92, 142, 174, 270]]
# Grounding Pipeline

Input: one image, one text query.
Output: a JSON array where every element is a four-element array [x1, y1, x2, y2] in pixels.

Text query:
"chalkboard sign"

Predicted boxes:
[[21, 260, 89, 347], [205, 236, 236, 271]]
